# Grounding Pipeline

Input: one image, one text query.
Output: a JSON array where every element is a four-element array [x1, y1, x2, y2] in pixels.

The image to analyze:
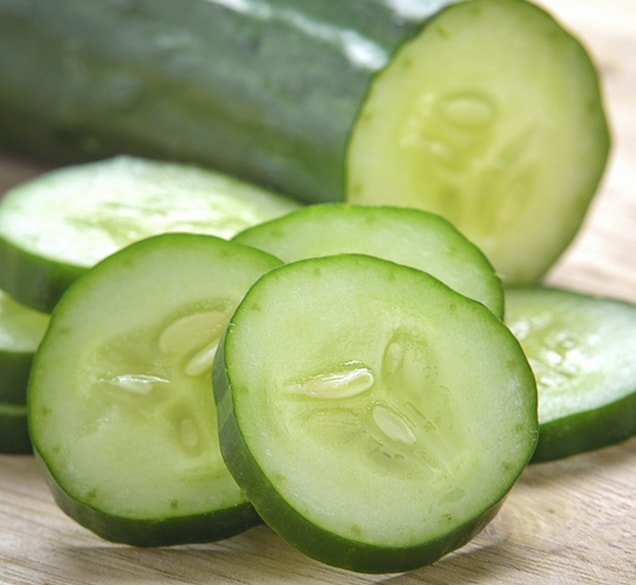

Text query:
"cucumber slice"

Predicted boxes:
[[214, 254, 537, 573], [28, 233, 282, 546], [233, 204, 503, 317], [0, 155, 299, 312], [0, 403, 31, 454], [347, 0, 610, 284], [0, 289, 49, 404], [505, 286, 636, 463], [0, 289, 48, 453]]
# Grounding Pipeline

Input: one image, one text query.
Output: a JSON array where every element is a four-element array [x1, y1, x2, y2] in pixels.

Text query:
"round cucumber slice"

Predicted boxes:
[[0, 289, 49, 404], [505, 286, 636, 463], [0, 155, 300, 312], [28, 233, 282, 546], [347, 0, 610, 284], [214, 254, 537, 573], [0, 403, 30, 454], [233, 203, 503, 317]]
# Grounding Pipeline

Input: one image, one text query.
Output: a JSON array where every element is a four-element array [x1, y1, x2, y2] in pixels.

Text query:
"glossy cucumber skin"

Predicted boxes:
[[0, 0, 448, 203]]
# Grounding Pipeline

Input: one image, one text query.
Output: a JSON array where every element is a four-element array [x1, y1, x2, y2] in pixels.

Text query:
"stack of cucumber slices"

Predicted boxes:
[[0, 157, 298, 455], [1, 155, 634, 573]]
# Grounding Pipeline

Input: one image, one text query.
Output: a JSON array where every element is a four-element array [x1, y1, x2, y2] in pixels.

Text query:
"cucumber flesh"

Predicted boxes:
[[0, 156, 300, 312], [0, 289, 49, 404], [505, 286, 636, 462], [28, 234, 282, 546], [214, 254, 537, 573], [347, 0, 610, 283], [233, 203, 503, 317]]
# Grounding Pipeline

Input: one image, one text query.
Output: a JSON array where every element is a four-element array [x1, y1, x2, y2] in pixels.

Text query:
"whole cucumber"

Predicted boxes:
[[0, 0, 427, 200], [0, 0, 610, 282]]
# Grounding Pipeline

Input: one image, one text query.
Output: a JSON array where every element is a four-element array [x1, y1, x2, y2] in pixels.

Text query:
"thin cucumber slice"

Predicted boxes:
[[0, 289, 49, 404], [214, 254, 537, 573], [505, 286, 636, 463], [0, 403, 31, 454], [28, 233, 282, 546], [233, 203, 503, 317], [347, 0, 610, 284], [0, 155, 299, 312]]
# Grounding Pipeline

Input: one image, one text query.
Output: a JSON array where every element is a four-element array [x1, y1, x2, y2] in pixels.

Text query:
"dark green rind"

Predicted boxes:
[[0, 0, 451, 204], [0, 238, 86, 313], [214, 339, 503, 573], [0, 404, 32, 454], [531, 391, 636, 463], [0, 290, 48, 403], [0, 351, 36, 404], [33, 449, 261, 546]]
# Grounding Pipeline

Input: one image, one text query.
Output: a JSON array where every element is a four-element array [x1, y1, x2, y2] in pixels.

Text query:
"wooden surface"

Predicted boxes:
[[1, 0, 635, 582]]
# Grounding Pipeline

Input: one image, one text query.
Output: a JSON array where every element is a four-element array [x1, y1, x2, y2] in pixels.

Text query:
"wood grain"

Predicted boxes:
[[1, 1, 635, 583]]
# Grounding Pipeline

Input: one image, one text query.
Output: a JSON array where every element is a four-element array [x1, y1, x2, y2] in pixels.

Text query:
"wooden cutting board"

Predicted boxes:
[[1, 0, 634, 582]]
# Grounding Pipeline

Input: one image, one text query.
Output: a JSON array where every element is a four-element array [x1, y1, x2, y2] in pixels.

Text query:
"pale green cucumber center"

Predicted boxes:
[[269, 332, 477, 545], [58, 299, 237, 518], [0, 289, 49, 351], [279, 329, 470, 483], [347, 0, 608, 283], [0, 156, 298, 266]]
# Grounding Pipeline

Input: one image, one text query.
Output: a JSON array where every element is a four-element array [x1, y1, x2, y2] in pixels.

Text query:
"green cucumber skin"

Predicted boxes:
[[532, 392, 636, 463], [0, 239, 87, 314], [0, 405, 31, 454], [213, 338, 502, 573], [34, 451, 261, 547], [0, 0, 449, 203], [0, 352, 35, 404]]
